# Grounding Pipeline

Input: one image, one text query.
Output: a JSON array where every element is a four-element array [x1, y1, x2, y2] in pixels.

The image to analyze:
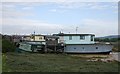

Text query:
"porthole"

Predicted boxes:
[[96, 47, 98, 49]]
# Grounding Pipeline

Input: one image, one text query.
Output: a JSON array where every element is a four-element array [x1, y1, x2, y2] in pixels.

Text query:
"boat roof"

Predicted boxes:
[[32, 34, 45, 36], [20, 42, 45, 45], [53, 33, 95, 36], [45, 35, 59, 38]]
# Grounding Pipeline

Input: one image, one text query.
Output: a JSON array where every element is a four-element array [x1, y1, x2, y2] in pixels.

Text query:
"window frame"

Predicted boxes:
[[39, 37, 42, 40], [80, 35, 85, 40], [69, 36, 72, 40], [91, 35, 94, 41]]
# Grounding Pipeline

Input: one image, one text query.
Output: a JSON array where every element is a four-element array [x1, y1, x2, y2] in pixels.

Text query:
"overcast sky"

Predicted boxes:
[[1, 0, 119, 37]]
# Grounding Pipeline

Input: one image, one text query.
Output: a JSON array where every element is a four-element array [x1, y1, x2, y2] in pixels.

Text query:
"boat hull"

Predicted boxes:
[[64, 44, 113, 54]]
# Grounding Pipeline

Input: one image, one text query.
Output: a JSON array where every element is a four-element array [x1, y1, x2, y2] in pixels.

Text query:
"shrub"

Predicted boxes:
[[112, 40, 120, 52], [2, 39, 16, 53]]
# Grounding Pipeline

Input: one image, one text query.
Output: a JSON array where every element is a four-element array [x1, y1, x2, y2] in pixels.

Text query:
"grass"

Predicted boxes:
[[2, 52, 119, 72], [0, 53, 2, 73]]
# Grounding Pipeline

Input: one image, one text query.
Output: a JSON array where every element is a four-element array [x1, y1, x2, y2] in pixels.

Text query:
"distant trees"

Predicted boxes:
[[95, 38, 120, 52], [95, 38, 120, 42]]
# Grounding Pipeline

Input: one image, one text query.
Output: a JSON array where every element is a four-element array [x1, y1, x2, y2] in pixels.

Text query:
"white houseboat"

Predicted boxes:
[[53, 33, 113, 54]]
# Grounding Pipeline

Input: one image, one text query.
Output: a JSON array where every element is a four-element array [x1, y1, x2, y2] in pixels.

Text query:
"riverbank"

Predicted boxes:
[[2, 52, 119, 72]]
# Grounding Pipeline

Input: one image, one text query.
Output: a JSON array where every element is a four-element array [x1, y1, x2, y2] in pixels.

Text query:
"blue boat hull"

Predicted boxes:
[[64, 44, 113, 54]]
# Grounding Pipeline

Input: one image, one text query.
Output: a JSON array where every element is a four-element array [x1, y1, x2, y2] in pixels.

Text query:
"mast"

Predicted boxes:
[[33, 30, 35, 41], [76, 27, 78, 34]]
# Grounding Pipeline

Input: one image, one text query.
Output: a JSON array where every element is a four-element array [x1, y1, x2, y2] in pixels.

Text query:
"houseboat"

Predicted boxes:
[[19, 33, 113, 54], [19, 42, 45, 52], [19, 35, 46, 52], [53, 33, 113, 54]]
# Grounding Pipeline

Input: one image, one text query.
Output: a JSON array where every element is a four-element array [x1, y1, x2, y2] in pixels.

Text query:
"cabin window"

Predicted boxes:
[[39, 37, 42, 39], [74, 48, 76, 49], [80, 35, 85, 40], [91, 35, 94, 41], [31, 36, 34, 39], [69, 36, 72, 40], [44, 36, 46, 39]]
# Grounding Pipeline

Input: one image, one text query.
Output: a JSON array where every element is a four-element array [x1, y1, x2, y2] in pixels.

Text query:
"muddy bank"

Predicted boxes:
[[70, 52, 120, 62]]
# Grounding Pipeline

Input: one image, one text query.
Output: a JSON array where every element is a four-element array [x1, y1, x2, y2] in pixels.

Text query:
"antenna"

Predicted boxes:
[[76, 27, 78, 34], [34, 30, 35, 35], [33, 30, 35, 41]]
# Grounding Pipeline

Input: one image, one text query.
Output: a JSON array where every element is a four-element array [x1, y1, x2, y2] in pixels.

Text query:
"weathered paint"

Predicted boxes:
[[19, 43, 32, 51], [64, 44, 112, 53], [19, 42, 45, 52], [27, 41, 46, 45]]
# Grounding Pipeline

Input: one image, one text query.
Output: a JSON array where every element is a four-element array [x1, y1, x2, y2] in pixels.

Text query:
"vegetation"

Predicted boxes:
[[95, 38, 120, 42], [2, 52, 119, 72], [2, 39, 16, 53], [112, 41, 120, 52]]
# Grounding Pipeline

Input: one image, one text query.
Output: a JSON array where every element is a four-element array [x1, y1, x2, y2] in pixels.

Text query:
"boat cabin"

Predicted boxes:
[[53, 33, 95, 44]]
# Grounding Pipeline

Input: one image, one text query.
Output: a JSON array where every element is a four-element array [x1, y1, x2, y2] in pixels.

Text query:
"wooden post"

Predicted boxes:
[[62, 44, 65, 53], [44, 36, 47, 53], [45, 43, 47, 53], [55, 45, 56, 53]]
